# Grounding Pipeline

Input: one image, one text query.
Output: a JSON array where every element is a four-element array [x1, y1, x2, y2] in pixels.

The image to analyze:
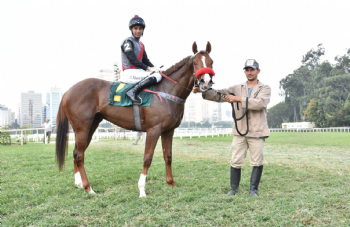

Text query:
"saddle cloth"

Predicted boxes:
[[108, 82, 154, 107]]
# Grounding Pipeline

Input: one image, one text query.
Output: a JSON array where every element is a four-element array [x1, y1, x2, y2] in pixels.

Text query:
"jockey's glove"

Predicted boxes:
[[151, 67, 161, 73]]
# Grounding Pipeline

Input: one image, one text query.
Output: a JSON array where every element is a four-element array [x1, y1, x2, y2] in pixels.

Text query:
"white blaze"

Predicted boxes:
[[138, 174, 147, 197], [200, 56, 211, 86], [201, 56, 207, 67]]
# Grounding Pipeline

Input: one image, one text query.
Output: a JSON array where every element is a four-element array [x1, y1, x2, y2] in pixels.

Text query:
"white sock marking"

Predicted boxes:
[[75, 171, 83, 189], [138, 174, 147, 198]]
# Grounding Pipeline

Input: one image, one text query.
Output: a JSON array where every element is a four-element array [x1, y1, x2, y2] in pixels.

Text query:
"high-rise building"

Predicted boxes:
[[20, 91, 42, 127], [183, 93, 203, 123], [182, 94, 233, 125], [45, 87, 62, 126], [0, 104, 9, 127], [8, 109, 15, 125], [218, 102, 232, 122]]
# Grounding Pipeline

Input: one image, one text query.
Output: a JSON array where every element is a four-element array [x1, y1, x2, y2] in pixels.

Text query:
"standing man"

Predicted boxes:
[[40, 119, 53, 144], [193, 59, 271, 197], [120, 15, 162, 105]]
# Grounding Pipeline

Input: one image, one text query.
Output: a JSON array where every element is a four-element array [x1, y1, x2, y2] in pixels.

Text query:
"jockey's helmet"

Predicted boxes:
[[129, 15, 146, 30]]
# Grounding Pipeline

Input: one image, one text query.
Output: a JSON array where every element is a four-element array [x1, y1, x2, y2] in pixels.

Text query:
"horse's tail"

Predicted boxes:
[[56, 94, 69, 171]]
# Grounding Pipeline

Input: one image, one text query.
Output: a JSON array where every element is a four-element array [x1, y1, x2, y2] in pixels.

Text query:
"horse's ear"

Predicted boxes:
[[192, 42, 198, 54], [206, 41, 211, 54]]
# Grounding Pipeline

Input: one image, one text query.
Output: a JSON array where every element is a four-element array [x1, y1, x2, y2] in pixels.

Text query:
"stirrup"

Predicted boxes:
[[133, 96, 142, 105]]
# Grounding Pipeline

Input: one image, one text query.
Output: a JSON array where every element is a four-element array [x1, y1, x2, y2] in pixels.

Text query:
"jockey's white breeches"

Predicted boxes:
[[120, 69, 162, 84]]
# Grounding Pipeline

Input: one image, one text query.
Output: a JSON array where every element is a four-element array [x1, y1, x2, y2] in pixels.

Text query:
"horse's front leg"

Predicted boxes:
[[161, 129, 176, 187], [138, 128, 160, 198]]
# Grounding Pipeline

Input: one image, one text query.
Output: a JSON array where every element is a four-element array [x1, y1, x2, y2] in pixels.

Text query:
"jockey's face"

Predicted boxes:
[[244, 67, 260, 81], [132, 26, 144, 38]]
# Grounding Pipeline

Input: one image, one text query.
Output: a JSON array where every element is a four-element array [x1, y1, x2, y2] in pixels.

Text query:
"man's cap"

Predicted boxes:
[[243, 59, 259, 69]]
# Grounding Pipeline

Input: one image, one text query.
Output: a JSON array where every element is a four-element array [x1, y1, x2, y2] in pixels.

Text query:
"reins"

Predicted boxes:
[[159, 71, 192, 92]]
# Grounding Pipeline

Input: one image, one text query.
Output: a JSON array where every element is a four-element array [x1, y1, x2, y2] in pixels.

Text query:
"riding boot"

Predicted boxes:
[[249, 165, 263, 197], [227, 167, 241, 196], [126, 76, 158, 104]]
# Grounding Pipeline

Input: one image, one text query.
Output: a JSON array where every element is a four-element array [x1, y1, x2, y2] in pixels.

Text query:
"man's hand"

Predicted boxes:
[[192, 87, 200, 93], [225, 95, 242, 103], [147, 67, 152, 71]]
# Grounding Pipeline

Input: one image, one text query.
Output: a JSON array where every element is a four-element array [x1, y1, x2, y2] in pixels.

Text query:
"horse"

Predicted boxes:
[[56, 42, 215, 197]]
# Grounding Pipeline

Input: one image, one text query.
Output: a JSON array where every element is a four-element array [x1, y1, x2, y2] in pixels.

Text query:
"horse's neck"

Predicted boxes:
[[159, 60, 193, 99]]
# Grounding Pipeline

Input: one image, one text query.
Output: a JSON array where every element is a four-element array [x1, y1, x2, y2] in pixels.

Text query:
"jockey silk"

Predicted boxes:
[[121, 36, 144, 70]]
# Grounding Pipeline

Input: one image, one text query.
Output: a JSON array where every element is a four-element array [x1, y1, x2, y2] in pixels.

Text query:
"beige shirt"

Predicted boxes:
[[202, 80, 271, 138]]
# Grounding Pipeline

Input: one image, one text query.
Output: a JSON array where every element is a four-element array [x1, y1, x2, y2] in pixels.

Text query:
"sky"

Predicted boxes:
[[1, 0, 350, 115]]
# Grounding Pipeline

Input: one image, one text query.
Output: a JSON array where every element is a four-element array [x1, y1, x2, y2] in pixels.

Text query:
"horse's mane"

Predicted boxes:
[[163, 56, 191, 76]]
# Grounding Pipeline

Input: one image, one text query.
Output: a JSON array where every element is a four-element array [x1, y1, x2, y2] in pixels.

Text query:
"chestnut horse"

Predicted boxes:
[[56, 42, 214, 197]]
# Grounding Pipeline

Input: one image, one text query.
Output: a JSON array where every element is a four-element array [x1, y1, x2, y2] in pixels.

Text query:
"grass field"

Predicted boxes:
[[1, 132, 350, 226]]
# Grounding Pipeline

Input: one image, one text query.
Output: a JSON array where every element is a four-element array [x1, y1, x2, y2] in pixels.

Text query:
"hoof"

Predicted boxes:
[[168, 182, 176, 187], [75, 182, 84, 189], [139, 193, 146, 198], [88, 187, 96, 194]]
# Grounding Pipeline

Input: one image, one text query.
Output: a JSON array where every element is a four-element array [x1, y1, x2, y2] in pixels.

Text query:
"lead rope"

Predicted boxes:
[[214, 90, 249, 136]]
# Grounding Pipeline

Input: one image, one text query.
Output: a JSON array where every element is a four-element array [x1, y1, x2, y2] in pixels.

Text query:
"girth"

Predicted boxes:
[[132, 90, 186, 131]]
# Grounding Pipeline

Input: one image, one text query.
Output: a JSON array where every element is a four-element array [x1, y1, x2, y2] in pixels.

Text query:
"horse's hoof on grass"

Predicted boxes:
[[169, 183, 176, 187], [75, 183, 84, 189], [139, 193, 146, 198], [88, 187, 96, 194]]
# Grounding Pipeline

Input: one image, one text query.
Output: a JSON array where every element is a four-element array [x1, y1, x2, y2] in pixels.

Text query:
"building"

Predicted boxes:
[[114, 63, 121, 82], [282, 122, 315, 129], [96, 69, 115, 82], [8, 109, 15, 125], [183, 93, 203, 123], [0, 104, 9, 127], [20, 91, 42, 127], [45, 87, 62, 126], [182, 94, 233, 124], [218, 102, 232, 122]]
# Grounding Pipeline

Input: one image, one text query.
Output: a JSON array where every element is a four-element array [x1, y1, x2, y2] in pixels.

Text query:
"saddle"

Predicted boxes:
[[108, 82, 154, 107]]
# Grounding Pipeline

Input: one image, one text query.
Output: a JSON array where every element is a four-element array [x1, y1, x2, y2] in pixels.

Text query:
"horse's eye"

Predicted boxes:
[[193, 62, 197, 65]]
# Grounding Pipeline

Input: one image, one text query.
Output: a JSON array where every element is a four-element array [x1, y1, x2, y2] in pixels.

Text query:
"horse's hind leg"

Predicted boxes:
[[161, 130, 176, 187], [74, 116, 102, 192]]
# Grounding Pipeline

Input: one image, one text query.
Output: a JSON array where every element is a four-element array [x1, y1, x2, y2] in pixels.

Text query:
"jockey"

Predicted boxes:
[[121, 15, 162, 104]]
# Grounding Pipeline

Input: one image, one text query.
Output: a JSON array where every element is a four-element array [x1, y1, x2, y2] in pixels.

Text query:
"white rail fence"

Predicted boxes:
[[269, 127, 350, 133], [2, 127, 349, 146], [1, 128, 233, 145]]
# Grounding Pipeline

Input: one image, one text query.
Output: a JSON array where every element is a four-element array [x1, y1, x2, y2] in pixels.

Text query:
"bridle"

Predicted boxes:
[[191, 52, 215, 90], [155, 52, 215, 92]]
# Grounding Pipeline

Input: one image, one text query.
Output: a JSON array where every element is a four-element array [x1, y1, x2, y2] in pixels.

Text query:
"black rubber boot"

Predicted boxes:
[[227, 167, 241, 196], [126, 76, 157, 104], [249, 165, 263, 197]]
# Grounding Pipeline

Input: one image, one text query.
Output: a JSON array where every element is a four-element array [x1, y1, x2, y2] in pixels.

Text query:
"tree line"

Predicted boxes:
[[268, 44, 350, 128]]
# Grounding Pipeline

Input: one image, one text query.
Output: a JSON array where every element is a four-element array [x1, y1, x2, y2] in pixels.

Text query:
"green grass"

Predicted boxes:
[[1, 132, 350, 226]]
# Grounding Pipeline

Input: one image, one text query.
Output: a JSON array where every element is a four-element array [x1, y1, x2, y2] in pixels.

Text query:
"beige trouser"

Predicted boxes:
[[230, 135, 264, 168]]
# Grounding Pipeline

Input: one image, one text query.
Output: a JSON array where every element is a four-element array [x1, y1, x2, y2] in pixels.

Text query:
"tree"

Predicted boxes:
[[304, 99, 325, 127], [267, 102, 293, 128]]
